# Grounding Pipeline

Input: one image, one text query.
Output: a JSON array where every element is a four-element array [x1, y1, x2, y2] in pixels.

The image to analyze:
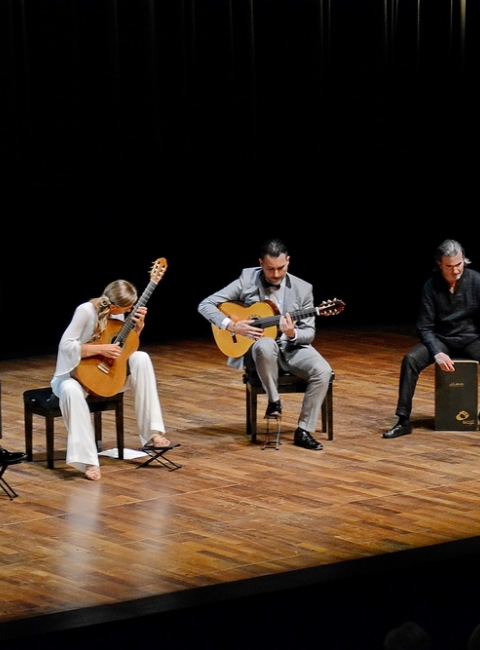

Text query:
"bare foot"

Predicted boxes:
[[85, 465, 101, 481], [146, 433, 171, 447]]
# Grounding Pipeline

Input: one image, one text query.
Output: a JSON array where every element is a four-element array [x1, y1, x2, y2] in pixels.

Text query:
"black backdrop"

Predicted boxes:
[[1, 0, 479, 359]]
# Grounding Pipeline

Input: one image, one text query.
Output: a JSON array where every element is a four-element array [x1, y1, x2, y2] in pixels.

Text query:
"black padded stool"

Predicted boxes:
[[243, 369, 335, 444], [24, 387, 125, 469]]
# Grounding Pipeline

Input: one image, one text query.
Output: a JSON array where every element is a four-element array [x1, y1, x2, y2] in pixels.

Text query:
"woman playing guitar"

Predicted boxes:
[[51, 269, 170, 481]]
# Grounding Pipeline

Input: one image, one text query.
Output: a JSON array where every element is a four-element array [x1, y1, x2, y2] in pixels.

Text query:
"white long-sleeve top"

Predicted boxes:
[[51, 301, 123, 395]]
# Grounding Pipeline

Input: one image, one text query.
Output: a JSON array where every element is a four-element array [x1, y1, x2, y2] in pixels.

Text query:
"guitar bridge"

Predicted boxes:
[[98, 363, 110, 375]]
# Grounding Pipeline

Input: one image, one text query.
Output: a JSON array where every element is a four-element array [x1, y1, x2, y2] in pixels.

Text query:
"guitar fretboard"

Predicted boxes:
[[114, 280, 159, 346], [255, 306, 318, 329]]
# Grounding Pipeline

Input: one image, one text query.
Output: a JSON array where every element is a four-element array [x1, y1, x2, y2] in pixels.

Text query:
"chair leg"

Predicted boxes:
[[320, 380, 334, 440], [25, 406, 34, 462], [93, 412, 102, 452], [46, 413, 55, 469], [326, 381, 333, 440], [246, 385, 252, 437], [115, 400, 124, 459], [246, 386, 258, 443]]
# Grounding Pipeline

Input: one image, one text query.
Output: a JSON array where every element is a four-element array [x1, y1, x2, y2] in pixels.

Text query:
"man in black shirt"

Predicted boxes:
[[384, 239, 480, 439]]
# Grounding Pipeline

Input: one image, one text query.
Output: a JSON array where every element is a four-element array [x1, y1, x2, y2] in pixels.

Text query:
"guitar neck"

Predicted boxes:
[[114, 280, 158, 346], [255, 306, 319, 329]]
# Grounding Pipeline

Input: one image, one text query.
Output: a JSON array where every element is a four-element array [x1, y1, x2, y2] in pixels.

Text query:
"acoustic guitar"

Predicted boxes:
[[211, 298, 345, 358], [73, 257, 167, 397]]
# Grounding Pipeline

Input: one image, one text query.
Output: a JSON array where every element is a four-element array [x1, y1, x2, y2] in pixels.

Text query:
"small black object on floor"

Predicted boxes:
[[137, 443, 182, 471], [0, 453, 27, 500]]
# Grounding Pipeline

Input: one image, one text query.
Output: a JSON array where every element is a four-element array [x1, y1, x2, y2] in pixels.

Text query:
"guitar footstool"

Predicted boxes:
[[0, 453, 27, 500], [136, 443, 182, 471], [263, 416, 282, 450]]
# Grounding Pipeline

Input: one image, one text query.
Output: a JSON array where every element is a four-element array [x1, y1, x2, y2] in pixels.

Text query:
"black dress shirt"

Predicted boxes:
[[416, 267, 480, 356]]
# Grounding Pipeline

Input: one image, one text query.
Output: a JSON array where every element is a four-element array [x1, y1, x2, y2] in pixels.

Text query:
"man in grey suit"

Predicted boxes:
[[198, 238, 332, 450]]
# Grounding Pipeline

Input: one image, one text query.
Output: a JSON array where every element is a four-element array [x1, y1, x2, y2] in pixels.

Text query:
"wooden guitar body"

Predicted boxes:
[[72, 320, 140, 397], [212, 301, 279, 359], [71, 257, 167, 397]]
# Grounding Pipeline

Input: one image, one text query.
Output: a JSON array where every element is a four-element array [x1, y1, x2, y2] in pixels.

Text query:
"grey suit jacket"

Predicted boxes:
[[198, 267, 317, 367]]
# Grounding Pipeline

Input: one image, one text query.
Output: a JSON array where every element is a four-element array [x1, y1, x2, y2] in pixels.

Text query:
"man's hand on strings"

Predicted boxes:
[[230, 318, 264, 341]]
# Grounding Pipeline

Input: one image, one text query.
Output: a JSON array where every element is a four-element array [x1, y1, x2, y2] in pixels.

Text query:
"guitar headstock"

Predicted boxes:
[[317, 298, 346, 316], [150, 257, 168, 284]]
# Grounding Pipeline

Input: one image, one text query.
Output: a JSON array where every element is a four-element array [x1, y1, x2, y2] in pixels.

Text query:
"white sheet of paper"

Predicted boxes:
[[98, 448, 148, 459]]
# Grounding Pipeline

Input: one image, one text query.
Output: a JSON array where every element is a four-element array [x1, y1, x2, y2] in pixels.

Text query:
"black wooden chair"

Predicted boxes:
[[243, 368, 335, 444], [24, 387, 124, 469]]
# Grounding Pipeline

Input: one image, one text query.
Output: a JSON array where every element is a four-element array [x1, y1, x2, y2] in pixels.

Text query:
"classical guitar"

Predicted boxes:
[[212, 298, 345, 358], [73, 257, 167, 397]]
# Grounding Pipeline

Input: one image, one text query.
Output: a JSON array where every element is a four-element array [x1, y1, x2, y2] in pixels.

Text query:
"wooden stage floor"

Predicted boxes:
[[1, 327, 480, 648]]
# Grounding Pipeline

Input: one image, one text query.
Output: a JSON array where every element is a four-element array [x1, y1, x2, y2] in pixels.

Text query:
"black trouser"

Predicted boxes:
[[396, 339, 480, 419]]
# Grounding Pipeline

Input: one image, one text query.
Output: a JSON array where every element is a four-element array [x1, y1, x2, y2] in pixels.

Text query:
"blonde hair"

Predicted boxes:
[[91, 279, 137, 341]]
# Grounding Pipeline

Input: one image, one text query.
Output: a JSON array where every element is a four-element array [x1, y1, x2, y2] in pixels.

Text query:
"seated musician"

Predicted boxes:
[[51, 279, 171, 480], [198, 238, 333, 451]]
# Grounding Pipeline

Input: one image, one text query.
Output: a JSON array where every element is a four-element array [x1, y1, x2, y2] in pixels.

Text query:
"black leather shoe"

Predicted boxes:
[[265, 400, 282, 418], [294, 428, 323, 450], [383, 421, 412, 439], [0, 447, 27, 464]]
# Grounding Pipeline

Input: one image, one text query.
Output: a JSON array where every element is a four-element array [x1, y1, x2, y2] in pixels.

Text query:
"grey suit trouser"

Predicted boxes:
[[247, 337, 332, 433]]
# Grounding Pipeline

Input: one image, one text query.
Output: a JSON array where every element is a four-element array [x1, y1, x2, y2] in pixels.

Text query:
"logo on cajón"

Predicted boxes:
[[456, 411, 476, 425]]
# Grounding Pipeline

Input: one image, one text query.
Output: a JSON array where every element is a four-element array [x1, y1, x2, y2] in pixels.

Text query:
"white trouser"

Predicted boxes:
[[53, 351, 165, 472]]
